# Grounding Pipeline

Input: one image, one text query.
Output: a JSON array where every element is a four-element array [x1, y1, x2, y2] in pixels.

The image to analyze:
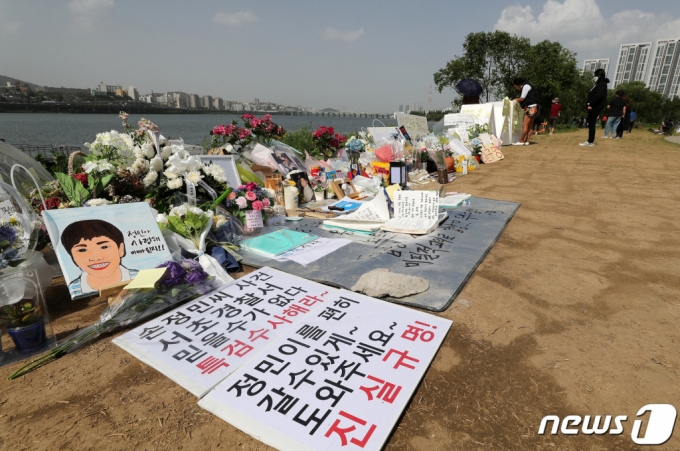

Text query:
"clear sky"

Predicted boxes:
[[1, 0, 679, 112]]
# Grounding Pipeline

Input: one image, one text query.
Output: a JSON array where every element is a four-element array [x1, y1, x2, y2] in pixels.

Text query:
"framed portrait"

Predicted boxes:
[[42, 203, 172, 300], [290, 171, 314, 204], [268, 140, 307, 176], [199, 155, 241, 189], [330, 178, 358, 200]]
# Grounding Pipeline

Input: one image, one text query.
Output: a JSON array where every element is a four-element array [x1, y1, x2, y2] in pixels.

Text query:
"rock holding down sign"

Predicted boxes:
[[199, 289, 452, 451]]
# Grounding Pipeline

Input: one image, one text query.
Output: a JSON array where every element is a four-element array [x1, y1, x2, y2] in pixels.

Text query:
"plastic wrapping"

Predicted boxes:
[[8, 264, 223, 378]]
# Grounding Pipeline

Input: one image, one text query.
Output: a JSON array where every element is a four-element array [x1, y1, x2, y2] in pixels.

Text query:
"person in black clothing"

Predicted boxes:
[[512, 77, 540, 145], [615, 94, 631, 138], [604, 90, 627, 138], [580, 68, 609, 146]]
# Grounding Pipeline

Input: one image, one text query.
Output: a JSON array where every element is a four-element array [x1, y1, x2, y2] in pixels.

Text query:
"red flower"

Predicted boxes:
[[73, 172, 88, 187], [41, 197, 61, 211]]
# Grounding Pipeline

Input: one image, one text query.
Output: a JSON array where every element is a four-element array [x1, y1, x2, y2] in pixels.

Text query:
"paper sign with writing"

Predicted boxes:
[[199, 289, 452, 451], [0, 200, 18, 220], [245, 210, 264, 229], [480, 144, 504, 163], [460, 104, 494, 129], [443, 113, 476, 129], [395, 114, 429, 139], [393, 191, 439, 220], [113, 267, 333, 397]]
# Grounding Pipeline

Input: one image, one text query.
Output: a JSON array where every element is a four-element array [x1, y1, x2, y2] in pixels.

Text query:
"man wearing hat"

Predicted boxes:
[[549, 97, 562, 135]]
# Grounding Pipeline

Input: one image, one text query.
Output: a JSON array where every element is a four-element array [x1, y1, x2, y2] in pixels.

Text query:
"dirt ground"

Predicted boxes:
[[1, 128, 680, 451]]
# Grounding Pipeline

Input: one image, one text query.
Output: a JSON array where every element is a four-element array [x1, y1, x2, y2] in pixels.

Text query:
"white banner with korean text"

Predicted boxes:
[[113, 268, 333, 397], [198, 289, 452, 451]]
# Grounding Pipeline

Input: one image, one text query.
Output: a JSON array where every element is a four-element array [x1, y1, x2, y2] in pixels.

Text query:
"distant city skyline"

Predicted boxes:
[[1, 1, 679, 110]]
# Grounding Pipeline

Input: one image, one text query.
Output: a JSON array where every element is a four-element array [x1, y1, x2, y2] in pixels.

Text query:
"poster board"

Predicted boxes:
[[460, 104, 494, 133], [395, 114, 429, 139], [199, 288, 452, 451], [199, 155, 241, 189], [113, 267, 334, 397], [269, 140, 307, 177], [42, 203, 171, 300]]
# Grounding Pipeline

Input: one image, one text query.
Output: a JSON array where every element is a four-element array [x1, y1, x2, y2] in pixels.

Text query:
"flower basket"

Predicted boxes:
[[67, 151, 88, 176]]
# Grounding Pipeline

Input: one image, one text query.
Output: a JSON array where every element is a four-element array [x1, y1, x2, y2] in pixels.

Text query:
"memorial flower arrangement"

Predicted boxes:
[[312, 126, 346, 160], [29, 113, 230, 214], [8, 257, 222, 379], [210, 114, 285, 151], [222, 182, 274, 225], [345, 136, 367, 164], [156, 203, 214, 249], [0, 216, 24, 270]]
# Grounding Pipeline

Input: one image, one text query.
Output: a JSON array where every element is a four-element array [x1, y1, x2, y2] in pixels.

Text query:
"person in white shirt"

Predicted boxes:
[[512, 77, 540, 146]]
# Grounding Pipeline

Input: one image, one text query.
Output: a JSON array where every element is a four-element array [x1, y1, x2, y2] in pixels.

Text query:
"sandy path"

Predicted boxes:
[[1, 129, 679, 450]]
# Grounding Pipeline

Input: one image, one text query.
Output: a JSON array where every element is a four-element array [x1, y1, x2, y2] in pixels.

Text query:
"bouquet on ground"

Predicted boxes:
[[210, 114, 285, 153], [8, 257, 222, 379], [223, 182, 275, 226], [30, 113, 230, 215], [312, 126, 346, 160], [157, 203, 234, 284]]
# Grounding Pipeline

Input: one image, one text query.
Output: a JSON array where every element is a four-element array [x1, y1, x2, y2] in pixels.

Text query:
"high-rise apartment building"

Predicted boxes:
[[201, 95, 213, 109], [613, 43, 652, 87], [188, 94, 200, 109], [214, 97, 224, 110], [582, 59, 610, 76], [647, 38, 680, 99], [128, 86, 139, 101]]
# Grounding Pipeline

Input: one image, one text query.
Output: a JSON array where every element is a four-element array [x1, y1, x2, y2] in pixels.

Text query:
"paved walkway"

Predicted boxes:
[[666, 136, 680, 144]]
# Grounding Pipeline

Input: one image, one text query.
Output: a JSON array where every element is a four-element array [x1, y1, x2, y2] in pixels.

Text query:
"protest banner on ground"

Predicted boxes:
[[199, 288, 452, 451]]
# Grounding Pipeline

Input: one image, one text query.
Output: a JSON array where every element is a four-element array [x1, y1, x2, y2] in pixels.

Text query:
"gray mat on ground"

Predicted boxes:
[[240, 197, 520, 311]]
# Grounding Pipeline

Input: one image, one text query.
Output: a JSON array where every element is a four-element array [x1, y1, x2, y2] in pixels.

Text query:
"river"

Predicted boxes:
[[0, 113, 400, 148]]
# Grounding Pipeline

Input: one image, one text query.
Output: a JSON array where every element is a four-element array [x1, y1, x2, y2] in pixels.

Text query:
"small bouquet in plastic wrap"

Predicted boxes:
[[8, 257, 222, 379], [157, 202, 233, 284]]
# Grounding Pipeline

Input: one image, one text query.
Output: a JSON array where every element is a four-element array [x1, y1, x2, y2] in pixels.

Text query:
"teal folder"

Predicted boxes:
[[240, 230, 318, 258]]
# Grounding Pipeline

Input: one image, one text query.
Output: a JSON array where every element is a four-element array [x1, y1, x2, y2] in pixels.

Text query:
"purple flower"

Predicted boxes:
[[0, 224, 17, 244], [156, 261, 186, 287], [180, 258, 202, 272], [184, 268, 208, 284]]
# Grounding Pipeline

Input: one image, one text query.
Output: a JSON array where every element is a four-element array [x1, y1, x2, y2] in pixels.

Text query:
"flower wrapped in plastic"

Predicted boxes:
[[8, 257, 222, 379]]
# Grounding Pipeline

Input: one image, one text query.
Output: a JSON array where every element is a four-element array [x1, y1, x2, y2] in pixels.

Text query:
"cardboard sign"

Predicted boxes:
[[245, 210, 264, 229], [199, 288, 452, 451], [395, 113, 429, 139], [113, 267, 334, 397], [480, 143, 504, 163], [42, 203, 172, 300]]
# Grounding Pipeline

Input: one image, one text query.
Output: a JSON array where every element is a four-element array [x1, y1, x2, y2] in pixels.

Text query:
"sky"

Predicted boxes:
[[1, 0, 679, 112]]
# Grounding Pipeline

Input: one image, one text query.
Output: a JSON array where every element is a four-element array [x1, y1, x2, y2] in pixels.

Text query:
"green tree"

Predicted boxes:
[[518, 40, 592, 124], [608, 81, 664, 124], [433, 31, 530, 102]]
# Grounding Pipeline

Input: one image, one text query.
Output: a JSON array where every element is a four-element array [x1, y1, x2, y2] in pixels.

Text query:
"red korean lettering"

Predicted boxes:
[[196, 356, 230, 375], [359, 375, 402, 404], [383, 348, 419, 370], [325, 410, 377, 448], [401, 320, 437, 342]]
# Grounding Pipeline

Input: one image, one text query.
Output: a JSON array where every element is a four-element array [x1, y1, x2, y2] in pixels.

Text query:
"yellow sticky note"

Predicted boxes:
[[125, 268, 168, 290], [385, 184, 402, 201]]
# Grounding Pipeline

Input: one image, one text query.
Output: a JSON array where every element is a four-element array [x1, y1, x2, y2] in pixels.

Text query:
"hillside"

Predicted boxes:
[[0, 75, 41, 89]]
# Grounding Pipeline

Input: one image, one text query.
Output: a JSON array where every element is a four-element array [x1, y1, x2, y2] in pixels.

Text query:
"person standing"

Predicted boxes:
[[548, 98, 562, 135], [615, 95, 631, 138], [628, 110, 637, 133], [604, 90, 627, 138], [580, 68, 609, 146], [512, 77, 540, 145]]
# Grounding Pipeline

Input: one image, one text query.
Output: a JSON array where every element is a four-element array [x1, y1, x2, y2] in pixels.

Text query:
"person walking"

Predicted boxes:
[[604, 90, 627, 138], [628, 110, 637, 133], [615, 94, 631, 138], [512, 77, 540, 145], [580, 68, 609, 146], [549, 98, 561, 135]]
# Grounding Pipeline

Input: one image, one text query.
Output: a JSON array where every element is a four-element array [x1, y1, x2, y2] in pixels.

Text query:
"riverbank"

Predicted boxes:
[[1, 129, 678, 450]]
